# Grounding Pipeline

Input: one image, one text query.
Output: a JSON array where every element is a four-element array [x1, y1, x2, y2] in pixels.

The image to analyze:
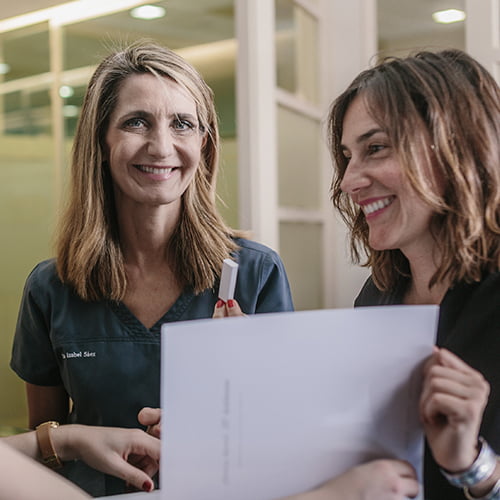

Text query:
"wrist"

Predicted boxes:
[[465, 464, 500, 500], [35, 421, 63, 469], [439, 438, 481, 474], [51, 424, 85, 462], [441, 438, 498, 493]]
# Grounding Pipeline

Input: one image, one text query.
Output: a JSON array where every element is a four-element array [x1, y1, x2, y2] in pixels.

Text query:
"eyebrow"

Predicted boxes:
[[117, 110, 198, 122], [341, 127, 385, 150], [174, 112, 199, 123]]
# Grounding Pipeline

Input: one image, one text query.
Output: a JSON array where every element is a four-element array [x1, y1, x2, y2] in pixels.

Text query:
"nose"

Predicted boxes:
[[339, 157, 371, 194], [147, 124, 175, 158]]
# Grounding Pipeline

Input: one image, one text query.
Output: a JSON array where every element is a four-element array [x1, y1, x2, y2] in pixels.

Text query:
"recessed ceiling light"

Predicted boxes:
[[59, 85, 74, 98], [432, 9, 466, 24], [0, 1, 155, 33], [130, 5, 166, 20]]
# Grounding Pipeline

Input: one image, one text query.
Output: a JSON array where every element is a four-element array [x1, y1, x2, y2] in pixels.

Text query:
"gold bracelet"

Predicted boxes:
[[35, 421, 63, 469]]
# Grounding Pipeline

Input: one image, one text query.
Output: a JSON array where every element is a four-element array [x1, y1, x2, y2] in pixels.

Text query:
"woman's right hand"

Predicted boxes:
[[212, 299, 246, 318], [284, 459, 419, 500]]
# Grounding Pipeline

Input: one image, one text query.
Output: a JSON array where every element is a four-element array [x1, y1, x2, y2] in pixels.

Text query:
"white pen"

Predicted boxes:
[[218, 258, 238, 302]]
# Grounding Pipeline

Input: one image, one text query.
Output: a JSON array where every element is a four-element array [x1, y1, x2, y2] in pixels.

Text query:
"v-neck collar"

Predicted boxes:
[[108, 288, 195, 336]]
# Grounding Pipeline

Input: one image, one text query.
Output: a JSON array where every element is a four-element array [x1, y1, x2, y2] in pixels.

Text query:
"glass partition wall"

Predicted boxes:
[[0, 23, 55, 429]]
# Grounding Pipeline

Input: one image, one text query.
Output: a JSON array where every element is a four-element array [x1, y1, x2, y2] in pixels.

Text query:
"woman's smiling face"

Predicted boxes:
[[339, 94, 436, 258], [104, 73, 205, 211]]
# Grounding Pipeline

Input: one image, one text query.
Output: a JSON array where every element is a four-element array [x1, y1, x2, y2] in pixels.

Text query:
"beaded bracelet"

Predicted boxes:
[[440, 437, 497, 488]]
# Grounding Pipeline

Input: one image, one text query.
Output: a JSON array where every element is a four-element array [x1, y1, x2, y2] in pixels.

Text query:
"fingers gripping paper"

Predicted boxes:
[[160, 306, 438, 500]]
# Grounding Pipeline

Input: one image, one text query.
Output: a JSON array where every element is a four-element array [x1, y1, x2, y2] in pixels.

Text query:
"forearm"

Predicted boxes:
[[0, 440, 91, 500], [2, 425, 88, 464], [3, 424, 160, 493], [2, 431, 41, 461]]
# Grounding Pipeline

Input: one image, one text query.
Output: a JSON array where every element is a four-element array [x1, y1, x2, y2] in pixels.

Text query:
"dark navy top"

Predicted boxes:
[[11, 237, 294, 496], [355, 272, 500, 500]]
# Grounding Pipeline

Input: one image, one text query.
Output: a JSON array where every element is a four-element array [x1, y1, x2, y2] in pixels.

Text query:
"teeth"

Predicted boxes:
[[137, 165, 173, 175], [363, 197, 393, 215]]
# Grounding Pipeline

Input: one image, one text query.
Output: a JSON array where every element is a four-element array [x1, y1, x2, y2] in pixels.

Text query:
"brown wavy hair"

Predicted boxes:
[[55, 40, 239, 301], [327, 49, 500, 291]]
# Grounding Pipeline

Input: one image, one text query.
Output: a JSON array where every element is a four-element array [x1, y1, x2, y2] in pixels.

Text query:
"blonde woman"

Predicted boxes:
[[11, 41, 292, 496]]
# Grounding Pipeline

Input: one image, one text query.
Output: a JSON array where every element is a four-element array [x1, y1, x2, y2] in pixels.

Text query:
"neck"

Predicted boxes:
[[404, 255, 450, 305], [116, 201, 181, 267], [404, 276, 449, 305]]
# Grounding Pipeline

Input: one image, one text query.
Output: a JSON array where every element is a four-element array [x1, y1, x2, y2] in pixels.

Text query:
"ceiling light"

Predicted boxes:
[[59, 85, 74, 98], [0, 0, 148, 33], [432, 9, 466, 24], [130, 5, 166, 20]]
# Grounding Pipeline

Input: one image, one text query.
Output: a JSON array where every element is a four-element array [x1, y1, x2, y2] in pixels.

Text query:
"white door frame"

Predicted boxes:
[[465, 0, 500, 82], [235, 0, 378, 308], [235, 0, 279, 250]]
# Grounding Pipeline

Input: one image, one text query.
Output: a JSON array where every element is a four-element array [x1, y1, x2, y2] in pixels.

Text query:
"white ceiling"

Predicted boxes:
[[378, 0, 465, 42], [1, 0, 466, 48], [1, 0, 64, 19]]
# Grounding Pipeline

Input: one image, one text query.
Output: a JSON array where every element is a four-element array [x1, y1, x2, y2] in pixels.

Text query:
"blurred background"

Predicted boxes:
[[0, 0, 493, 428]]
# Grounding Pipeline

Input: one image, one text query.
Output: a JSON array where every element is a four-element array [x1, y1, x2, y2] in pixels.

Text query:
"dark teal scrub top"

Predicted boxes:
[[11, 237, 294, 496]]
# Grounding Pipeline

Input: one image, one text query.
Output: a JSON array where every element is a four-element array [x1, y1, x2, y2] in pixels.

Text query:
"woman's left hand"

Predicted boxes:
[[420, 347, 490, 472]]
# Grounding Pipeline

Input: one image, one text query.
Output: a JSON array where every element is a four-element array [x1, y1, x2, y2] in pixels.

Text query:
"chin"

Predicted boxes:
[[368, 237, 395, 252]]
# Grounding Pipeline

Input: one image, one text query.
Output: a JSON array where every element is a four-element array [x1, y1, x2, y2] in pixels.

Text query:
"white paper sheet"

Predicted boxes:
[[160, 305, 438, 500]]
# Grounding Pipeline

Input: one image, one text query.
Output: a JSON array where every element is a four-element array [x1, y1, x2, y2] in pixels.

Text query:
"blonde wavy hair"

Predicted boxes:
[[55, 40, 239, 301], [328, 49, 500, 291]]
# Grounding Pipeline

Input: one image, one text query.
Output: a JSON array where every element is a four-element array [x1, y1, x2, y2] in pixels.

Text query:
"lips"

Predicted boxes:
[[361, 196, 394, 215]]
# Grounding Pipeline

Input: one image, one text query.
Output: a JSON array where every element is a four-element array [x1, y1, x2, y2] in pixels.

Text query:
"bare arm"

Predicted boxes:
[[3, 425, 160, 492], [0, 440, 91, 500], [26, 382, 69, 428]]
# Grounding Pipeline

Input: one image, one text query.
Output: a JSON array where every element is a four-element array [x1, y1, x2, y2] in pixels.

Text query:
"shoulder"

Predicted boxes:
[[447, 271, 500, 299], [24, 259, 59, 289], [443, 270, 500, 312], [354, 277, 381, 307], [232, 238, 284, 267], [477, 270, 500, 291], [233, 237, 280, 257], [21, 259, 71, 308], [231, 238, 293, 312]]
